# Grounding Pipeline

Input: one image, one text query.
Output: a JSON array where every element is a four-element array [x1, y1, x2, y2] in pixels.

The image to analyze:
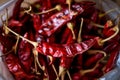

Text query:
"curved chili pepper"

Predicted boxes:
[[103, 45, 120, 73], [18, 32, 34, 73], [38, 7, 84, 37], [37, 38, 97, 57], [5, 52, 36, 80]]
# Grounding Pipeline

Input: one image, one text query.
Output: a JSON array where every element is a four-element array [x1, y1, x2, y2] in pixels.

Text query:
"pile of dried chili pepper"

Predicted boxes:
[[0, 0, 120, 80]]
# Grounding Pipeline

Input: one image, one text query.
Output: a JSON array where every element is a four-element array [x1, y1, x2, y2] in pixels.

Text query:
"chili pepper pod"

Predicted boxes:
[[36, 37, 97, 57], [37, 5, 84, 37], [103, 45, 120, 73], [93, 25, 119, 49], [18, 31, 34, 73], [5, 52, 36, 80]]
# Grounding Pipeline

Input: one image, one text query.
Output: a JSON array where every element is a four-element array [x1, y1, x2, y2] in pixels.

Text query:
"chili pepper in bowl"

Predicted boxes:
[[103, 45, 120, 73], [18, 31, 34, 73], [5, 52, 36, 80]]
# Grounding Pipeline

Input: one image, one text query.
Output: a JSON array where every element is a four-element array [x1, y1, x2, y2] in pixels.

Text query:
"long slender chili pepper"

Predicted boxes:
[[18, 32, 34, 73], [103, 45, 120, 73], [38, 7, 83, 37], [37, 37, 97, 57], [5, 52, 35, 80]]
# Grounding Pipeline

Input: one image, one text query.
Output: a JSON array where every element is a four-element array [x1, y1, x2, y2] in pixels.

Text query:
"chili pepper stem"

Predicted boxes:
[[77, 18, 83, 43], [13, 36, 20, 54], [33, 49, 45, 71], [80, 62, 99, 75], [51, 65, 60, 80], [99, 8, 117, 18], [35, 5, 61, 15], [66, 0, 72, 12], [59, 66, 66, 76], [67, 22, 76, 40], [3, 24, 38, 48], [67, 70, 72, 80], [87, 50, 106, 57], [91, 22, 104, 28], [101, 25, 119, 43]]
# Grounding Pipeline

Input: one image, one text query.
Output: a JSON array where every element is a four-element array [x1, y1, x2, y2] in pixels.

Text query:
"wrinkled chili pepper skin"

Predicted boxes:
[[37, 38, 97, 57], [18, 32, 34, 73], [104, 45, 120, 73], [38, 7, 84, 37], [5, 53, 35, 80]]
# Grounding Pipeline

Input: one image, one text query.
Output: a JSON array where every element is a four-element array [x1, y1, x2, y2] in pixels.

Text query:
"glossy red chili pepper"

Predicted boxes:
[[18, 32, 34, 73], [104, 45, 120, 73], [5, 53, 35, 80], [37, 38, 97, 57], [12, 0, 24, 20], [84, 52, 104, 69], [38, 7, 84, 37]]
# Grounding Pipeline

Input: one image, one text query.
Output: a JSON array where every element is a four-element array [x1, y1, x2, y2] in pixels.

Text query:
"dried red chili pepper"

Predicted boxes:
[[38, 7, 83, 37], [18, 31, 34, 73], [103, 45, 120, 73], [37, 38, 97, 57], [5, 52, 36, 80]]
